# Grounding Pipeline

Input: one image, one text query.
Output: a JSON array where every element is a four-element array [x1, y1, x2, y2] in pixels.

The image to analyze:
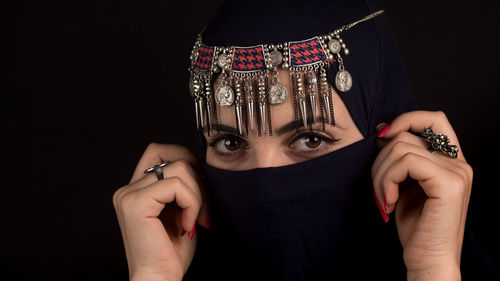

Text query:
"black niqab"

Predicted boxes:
[[182, 0, 500, 280]]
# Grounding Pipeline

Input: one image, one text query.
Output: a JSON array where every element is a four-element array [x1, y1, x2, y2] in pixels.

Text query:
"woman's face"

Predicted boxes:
[[204, 69, 364, 170]]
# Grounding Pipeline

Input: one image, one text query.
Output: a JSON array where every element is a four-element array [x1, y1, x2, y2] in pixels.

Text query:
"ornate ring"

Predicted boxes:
[[144, 161, 172, 180], [420, 127, 459, 159]]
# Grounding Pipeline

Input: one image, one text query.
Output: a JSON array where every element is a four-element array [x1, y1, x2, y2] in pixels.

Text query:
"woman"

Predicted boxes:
[[112, 0, 490, 280]]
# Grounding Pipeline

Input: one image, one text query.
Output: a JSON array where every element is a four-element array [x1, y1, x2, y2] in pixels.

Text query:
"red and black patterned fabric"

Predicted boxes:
[[289, 37, 327, 66], [231, 46, 266, 72], [193, 46, 214, 71]]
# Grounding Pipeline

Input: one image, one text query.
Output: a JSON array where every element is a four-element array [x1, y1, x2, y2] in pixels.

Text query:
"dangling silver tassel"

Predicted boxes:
[[307, 71, 318, 123], [245, 79, 255, 131], [327, 80, 336, 126], [204, 79, 214, 135], [197, 93, 205, 131], [258, 75, 266, 134], [319, 67, 332, 125], [290, 70, 300, 130], [194, 96, 200, 129], [297, 72, 307, 128], [189, 74, 203, 130], [234, 78, 243, 135], [315, 67, 326, 131]]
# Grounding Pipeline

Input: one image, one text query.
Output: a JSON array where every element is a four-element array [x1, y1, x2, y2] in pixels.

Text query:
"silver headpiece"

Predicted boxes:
[[188, 10, 384, 137]]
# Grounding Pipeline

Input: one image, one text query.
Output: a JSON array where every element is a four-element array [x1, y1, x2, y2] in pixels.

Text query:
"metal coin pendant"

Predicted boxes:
[[328, 39, 342, 54], [217, 54, 230, 68], [335, 70, 352, 93], [269, 50, 283, 67], [269, 83, 287, 105], [215, 85, 234, 106]]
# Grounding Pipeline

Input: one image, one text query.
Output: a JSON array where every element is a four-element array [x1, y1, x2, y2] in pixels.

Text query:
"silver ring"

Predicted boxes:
[[144, 161, 172, 180], [420, 126, 459, 159]]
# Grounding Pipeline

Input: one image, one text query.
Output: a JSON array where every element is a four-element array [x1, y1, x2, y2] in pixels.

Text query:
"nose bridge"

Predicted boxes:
[[253, 145, 286, 168]]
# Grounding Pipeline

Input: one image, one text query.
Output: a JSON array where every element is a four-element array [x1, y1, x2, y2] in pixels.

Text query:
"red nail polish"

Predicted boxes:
[[373, 191, 389, 223], [189, 222, 196, 240], [377, 124, 391, 137]]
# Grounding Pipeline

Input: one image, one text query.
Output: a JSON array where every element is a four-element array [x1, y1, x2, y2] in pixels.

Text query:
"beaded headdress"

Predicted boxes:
[[188, 10, 384, 137]]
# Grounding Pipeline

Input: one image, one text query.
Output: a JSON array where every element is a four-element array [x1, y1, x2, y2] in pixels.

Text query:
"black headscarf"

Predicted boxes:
[[183, 0, 499, 280], [200, 0, 418, 138]]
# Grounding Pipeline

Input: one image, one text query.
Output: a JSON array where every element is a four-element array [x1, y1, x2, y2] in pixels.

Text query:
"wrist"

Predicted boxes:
[[407, 264, 461, 281], [130, 270, 183, 281], [131, 275, 182, 281]]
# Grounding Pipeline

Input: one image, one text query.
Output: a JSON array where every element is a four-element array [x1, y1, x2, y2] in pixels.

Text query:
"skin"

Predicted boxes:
[[113, 69, 472, 281], [204, 69, 363, 169]]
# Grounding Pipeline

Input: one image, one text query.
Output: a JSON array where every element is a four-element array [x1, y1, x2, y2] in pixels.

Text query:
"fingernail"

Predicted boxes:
[[189, 222, 196, 240], [373, 191, 389, 223], [377, 124, 391, 137], [383, 195, 388, 212], [376, 123, 387, 131]]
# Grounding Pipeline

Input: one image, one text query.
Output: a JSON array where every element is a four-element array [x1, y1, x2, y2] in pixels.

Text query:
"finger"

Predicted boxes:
[[125, 176, 202, 234], [112, 187, 133, 269], [376, 110, 465, 160], [128, 159, 209, 229], [130, 143, 200, 184], [372, 131, 428, 178], [372, 140, 462, 214], [380, 152, 465, 215], [372, 131, 462, 185], [375, 122, 390, 149], [132, 160, 201, 196]]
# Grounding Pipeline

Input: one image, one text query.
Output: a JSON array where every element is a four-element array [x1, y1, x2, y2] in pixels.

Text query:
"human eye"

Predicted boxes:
[[288, 131, 340, 156], [208, 134, 249, 160]]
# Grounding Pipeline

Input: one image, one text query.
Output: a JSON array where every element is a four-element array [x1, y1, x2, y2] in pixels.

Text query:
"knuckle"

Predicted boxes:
[[391, 141, 410, 156], [120, 191, 139, 211], [393, 131, 413, 142], [400, 111, 413, 120], [145, 142, 159, 153], [464, 162, 474, 180], [434, 110, 448, 122], [172, 159, 191, 175], [401, 151, 418, 163], [445, 171, 467, 192], [458, 163, 473, 190], [167, 175, 183, 187], [112, 186, 126, 208]]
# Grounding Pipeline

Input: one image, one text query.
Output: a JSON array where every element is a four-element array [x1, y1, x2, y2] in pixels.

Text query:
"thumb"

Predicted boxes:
[[375, 122, 391, 149]]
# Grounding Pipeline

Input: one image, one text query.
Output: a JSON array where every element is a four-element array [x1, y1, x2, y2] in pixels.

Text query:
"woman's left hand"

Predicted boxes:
[[371, 110, 473, 281]]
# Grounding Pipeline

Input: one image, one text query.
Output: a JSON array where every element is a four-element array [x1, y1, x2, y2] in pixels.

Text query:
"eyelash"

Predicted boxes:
[[207, 134, 248, 159], [289, 132, 340, 154], [207, 132, 340, 159]]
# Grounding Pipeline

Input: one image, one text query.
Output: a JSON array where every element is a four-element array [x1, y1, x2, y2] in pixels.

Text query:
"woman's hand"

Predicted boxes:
[[113, 143, 210, 281], [371, 111, 472, 281]]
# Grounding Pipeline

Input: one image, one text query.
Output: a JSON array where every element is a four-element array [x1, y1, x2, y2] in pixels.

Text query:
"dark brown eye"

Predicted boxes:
[[224, 138, 241, 151], [289, 132, 339, 153], [304, 135, 321, 148]]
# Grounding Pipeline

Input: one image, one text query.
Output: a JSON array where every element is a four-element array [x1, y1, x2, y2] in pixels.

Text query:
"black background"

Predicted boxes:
[[5, 0, 500, 280]]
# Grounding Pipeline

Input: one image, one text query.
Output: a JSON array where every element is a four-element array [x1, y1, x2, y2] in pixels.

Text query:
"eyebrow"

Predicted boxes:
[[204, 115, 334, 136]]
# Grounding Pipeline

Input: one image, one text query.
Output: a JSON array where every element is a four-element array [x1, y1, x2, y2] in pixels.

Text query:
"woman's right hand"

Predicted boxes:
[[113, 143, 210, 281]]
